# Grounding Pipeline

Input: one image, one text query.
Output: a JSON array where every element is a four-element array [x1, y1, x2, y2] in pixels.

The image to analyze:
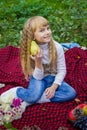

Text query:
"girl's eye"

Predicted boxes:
[[40, 29, 44, 32], [47, 26, 50, 30], [39, 26, 50, 32]]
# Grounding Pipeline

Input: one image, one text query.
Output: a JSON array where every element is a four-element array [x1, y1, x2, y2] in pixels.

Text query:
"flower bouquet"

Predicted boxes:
[[0, 96, 26, 126]]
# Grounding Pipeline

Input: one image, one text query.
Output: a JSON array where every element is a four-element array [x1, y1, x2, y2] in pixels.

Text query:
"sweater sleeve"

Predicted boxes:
[[53, 42, 66, 85], [33, 67, 44, 80]]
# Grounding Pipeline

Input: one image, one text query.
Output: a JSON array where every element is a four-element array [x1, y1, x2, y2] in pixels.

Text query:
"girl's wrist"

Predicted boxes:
[[52, 83, 59, 91], [35, 63, 43, 70]]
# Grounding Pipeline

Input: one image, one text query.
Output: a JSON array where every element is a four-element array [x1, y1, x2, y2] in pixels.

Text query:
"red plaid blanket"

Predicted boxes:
[[0, 46, 87, 130]]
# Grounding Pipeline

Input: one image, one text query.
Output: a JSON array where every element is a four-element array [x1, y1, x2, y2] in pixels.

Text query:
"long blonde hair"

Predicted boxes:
[[20, 16, 57, 79]]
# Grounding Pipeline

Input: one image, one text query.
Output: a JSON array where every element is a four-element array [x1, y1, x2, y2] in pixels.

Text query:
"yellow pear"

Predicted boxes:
[[82, 105, 87, 115], [30, 41, 39, 56]]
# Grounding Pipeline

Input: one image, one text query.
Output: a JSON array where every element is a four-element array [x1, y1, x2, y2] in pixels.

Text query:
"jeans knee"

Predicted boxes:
[[68, 88, 76, 100], [72, 88, 76, 98], [28, 92, 43, 104], [31, 95, 40, 104]]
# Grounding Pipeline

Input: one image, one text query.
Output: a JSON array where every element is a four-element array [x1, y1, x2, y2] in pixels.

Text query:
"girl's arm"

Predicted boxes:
[[53, 41, 66, 86], [45, 42, 66, 99], [31, 48, 44, 80]]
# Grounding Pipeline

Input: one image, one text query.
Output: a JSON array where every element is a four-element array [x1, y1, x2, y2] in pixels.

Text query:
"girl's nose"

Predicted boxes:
[[45, 29, 50, 34]]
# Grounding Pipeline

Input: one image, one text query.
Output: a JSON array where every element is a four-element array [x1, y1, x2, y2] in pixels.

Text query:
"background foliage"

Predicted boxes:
[[0, 0, 87, 48]]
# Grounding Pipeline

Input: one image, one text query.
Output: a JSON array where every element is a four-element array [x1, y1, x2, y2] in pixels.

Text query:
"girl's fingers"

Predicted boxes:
[[45, 89, 51, 98], [45, 88, 55, 99], [30, 49, 42, 61], [30, 55, 35, 60], [38, 48, 42, 55], [36, 52, 42, 59]]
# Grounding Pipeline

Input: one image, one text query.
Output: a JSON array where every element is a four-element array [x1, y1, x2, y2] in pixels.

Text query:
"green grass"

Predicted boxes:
[[0, 0, 87, 48]]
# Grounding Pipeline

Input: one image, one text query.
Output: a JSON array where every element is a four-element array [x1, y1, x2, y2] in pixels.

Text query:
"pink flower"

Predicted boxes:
[[11, 98, 22, 107]]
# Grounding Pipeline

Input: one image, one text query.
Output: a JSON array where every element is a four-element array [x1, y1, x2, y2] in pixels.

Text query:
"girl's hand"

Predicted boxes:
[[45, 84, 58, 99], [30, 48, 43, 70], [45, 86, 55, 99]]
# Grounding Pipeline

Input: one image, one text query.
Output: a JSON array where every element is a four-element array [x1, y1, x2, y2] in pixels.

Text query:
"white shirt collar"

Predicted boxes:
[[39, 43, 48, 50]]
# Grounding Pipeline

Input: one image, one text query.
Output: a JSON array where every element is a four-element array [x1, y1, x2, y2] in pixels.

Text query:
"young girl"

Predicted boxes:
[[1, 16, 76, 105]]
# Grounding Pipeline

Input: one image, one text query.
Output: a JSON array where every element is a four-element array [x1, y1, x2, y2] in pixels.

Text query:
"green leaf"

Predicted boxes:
[[9, 128, 18, 130], [3, 122, 12, 128]]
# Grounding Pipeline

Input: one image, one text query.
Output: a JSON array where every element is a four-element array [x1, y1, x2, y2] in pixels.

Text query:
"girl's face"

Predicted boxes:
[[34, 25, 52, 44]]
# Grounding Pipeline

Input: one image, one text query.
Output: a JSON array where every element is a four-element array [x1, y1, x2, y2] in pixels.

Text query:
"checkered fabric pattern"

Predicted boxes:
[[0, 46, 87, 130]]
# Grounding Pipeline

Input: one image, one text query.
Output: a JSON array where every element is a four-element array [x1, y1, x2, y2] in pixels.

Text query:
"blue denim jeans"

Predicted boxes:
[[16, 75, 76, 104]]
